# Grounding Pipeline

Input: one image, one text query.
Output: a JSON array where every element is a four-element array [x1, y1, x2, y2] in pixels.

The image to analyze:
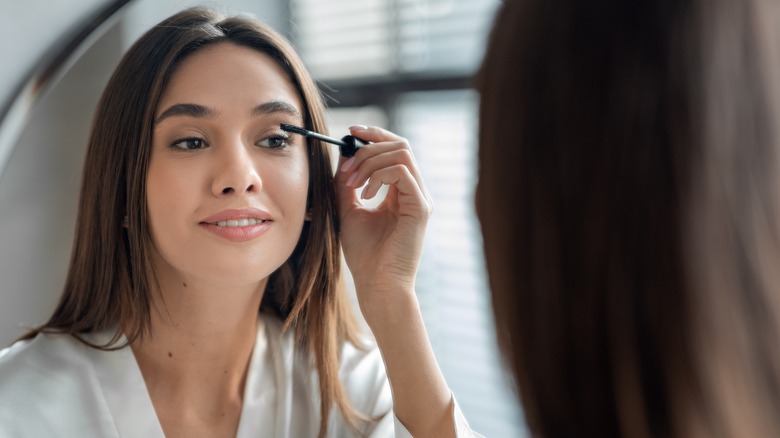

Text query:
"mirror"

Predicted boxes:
[[0, 2, 523, 435], [0, 0, 131, 346]]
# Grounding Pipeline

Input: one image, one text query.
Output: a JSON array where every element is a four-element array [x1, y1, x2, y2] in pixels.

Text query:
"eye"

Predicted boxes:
[[257, 134, 291, 149], [171, 137, 207, 150]]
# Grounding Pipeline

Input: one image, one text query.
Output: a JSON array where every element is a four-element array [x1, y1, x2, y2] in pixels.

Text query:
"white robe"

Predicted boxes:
[[0, 313, 479, 437]]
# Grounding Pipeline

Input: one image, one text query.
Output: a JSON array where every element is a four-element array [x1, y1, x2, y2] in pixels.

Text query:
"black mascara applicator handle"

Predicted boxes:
[[339, 135, 367, 158]]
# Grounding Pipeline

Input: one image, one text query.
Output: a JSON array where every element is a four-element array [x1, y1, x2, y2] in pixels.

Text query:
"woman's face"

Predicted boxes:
[[147, 42, 309, 287]]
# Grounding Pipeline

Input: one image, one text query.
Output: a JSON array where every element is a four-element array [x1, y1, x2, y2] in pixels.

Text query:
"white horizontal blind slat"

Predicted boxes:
[[292, 0, 501, 79], [291, 0, 395, 79], [397, 0, 499, 73]]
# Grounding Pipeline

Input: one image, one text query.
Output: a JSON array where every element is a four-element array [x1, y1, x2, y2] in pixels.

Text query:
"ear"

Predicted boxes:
[[305, 208, 313, 221]]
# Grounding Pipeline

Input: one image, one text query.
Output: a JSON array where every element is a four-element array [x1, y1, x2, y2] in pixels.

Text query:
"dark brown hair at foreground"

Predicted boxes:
[[22, 8, 363, 437], [476, 0, 780, 436]]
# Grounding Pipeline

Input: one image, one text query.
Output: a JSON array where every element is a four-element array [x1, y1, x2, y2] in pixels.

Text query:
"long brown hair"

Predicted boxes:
[[477, 0, 780, 436], [24, 8, 363, 436]]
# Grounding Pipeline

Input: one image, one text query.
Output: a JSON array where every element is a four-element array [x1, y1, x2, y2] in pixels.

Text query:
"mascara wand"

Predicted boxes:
[[280, 124, 367, 157]]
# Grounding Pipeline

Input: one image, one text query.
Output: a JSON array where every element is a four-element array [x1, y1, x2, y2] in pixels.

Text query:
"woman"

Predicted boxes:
[[477, 0, 780, 436], [0, 8, 478, 438]]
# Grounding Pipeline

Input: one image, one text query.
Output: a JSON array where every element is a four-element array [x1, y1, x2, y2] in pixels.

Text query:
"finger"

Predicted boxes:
[[333, 155, 362, 218], [339, 126, 412, 176], [334, 154, 348, 185], [349, 139, 412, 161], [359, 165, 431, 216], [341, 125, 433, 207], [340, 135, 425, 190], [348, 149, 432, 207], [338, 141, 414, 188], [346, 148, 415, 188], [349, 125, 406, 143]]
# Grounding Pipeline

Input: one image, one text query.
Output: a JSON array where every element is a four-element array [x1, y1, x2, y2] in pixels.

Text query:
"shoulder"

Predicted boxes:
[[0, 332, 94, 391], [263, 315, 388, 403], [262, 313, 391, 413], [0, 332, 118, 437], [1, 330, 91, 359]]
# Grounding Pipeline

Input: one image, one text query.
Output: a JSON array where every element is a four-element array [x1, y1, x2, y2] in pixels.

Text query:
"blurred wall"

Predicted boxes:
[[0, 0, 115, 122]]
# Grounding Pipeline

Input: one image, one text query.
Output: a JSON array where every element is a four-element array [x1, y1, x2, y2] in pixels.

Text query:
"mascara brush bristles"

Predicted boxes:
[[280, 124, 348, 147], [279, 123, 308, 136]]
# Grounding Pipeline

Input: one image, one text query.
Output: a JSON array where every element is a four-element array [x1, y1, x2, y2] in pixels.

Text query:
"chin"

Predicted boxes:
[[151, 240, 294, 288], [195, 264, 279, 286]]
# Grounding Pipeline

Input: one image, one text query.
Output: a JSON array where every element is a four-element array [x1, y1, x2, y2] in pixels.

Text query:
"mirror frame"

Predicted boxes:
[[0, 0, 135, 178]]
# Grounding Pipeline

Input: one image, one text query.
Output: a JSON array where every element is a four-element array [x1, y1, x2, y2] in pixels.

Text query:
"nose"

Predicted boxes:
[[211, 139, 262, 197]]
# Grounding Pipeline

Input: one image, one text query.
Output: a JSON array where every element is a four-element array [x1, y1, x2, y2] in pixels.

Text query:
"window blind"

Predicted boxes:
[[290, 1, 526, 436], [290, 0, 396, 79], [291, 0, 500, 80]]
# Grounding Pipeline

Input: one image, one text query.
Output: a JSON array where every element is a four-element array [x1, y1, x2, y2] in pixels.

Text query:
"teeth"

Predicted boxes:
[[214, 219, 264, 227]]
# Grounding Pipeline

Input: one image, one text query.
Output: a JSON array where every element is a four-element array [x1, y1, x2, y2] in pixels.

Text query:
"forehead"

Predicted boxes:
[[158, 42, 303, 115]]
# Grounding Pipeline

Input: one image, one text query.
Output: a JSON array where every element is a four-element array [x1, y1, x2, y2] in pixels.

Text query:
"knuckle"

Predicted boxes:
[[423, 200, 434, 217], [393, 164, 409, 175], [397, 148, 414, 163]]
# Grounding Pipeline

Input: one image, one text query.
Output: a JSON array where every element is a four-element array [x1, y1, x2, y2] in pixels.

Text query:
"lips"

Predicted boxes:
[[199, 208, 272, 225], [207, 218, 269, 227], [199, 208, 273, 242]]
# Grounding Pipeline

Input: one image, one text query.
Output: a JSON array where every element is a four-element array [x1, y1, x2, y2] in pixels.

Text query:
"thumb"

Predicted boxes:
[[333, 155, 360, 219]]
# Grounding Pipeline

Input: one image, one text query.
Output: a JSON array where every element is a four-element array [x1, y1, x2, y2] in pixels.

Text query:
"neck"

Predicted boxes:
[[130, 267, 267, 415]]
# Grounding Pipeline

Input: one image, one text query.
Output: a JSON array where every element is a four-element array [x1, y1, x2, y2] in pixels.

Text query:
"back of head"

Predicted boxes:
[[476, 0, 780, 436]]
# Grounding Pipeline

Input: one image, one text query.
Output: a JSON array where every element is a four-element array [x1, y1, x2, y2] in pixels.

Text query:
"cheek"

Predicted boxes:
[[267, 154, 310, 213], [289, 162, 310, 201], [146, 160, 194, 232]]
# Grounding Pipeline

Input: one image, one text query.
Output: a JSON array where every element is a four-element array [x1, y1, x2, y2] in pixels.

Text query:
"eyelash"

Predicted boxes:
[[257, 133, 291, 150], [169, 133, 292, 151], [171, 137, 207, 150]]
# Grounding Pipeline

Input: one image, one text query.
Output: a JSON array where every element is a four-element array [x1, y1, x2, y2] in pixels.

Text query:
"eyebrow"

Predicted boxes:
[[155, 103, 215, 124], [251, 100, 302, 119], [155, 100, 303, 124]]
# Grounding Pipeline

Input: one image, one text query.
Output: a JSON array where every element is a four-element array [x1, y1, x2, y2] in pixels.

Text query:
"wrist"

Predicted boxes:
[[357, 286, 420, 335]]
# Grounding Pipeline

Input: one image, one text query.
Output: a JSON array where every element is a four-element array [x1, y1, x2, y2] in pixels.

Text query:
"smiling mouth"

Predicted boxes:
[[203, 219, 271, 227]]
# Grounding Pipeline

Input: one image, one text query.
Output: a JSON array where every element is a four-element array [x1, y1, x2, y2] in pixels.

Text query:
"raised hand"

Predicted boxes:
[[334, 125, 433, 318]]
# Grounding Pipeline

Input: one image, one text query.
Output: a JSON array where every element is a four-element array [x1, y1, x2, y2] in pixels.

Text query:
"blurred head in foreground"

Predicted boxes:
[[476, 1, 780, 436]]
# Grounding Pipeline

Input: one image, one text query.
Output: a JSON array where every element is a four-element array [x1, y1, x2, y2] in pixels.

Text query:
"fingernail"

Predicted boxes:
[[349, 125, 368, 131], [341, 157, 356, 172], [346, 172, 358, 187]]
